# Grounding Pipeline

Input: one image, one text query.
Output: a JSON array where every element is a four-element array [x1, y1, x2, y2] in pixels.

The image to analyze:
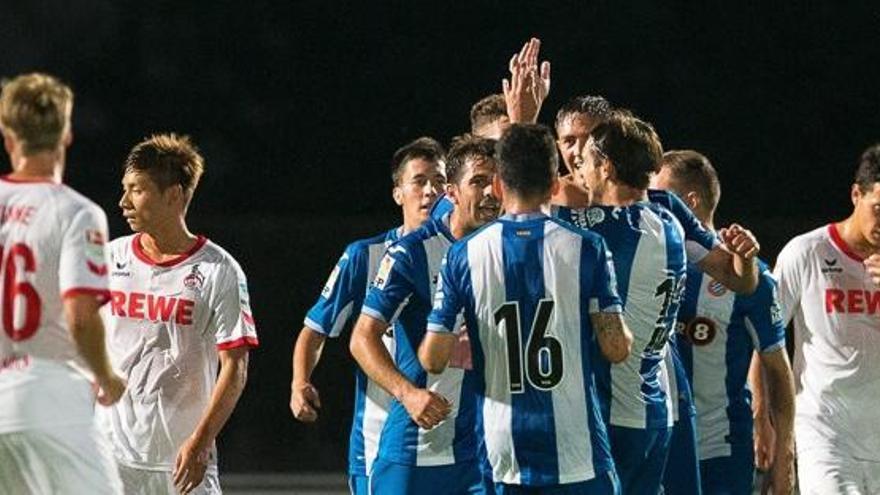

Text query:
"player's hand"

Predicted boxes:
[[95, 371, 126, 406], [719, 223, 760, 260], [865, 254, 880, 287], [290, 381, 322, 422], [400, 387, 451, 430], [502, 37, 551, 124], [763, 443, 795, 495], [753, 412, 776, 471], [173, 435, 211, 494]]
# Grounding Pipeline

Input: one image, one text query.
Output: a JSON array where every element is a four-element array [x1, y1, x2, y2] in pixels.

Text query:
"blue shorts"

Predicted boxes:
[[369, 458, 484, 495], [493, 470, 620, 495], [662, 414, 702, 495], [699, 443, 754, 495], [608, 425, 672, 495], [350, 473, 368, 495]]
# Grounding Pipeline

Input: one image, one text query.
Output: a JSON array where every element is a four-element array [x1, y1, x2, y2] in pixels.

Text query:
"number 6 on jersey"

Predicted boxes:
[[494, 299, 562, 393]]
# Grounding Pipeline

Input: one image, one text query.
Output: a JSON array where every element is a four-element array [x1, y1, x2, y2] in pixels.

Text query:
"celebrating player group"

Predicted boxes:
[[0, 36, 877, 495]]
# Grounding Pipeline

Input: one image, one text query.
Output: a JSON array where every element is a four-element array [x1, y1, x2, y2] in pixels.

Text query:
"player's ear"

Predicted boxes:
[[684, 191, 700, 212], [62, 128, 73, 148], [851, 183, 862, 207], [392, 185, 404, 206], [445, 182, 459, 205], [492, 174, 504, 203]]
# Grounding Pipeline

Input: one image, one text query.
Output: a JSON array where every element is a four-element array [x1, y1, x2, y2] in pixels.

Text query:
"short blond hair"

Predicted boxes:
[[124, 133, 205, 200], [0, 73, 73, 155]]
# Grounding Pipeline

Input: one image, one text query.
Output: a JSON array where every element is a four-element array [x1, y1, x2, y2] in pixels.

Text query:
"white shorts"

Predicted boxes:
[[117, 463, 221, 495], [797, 447, 880, 495], [0, 423, 123, 494]]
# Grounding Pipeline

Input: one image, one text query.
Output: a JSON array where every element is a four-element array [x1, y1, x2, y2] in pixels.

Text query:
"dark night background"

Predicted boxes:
[[2, 1, 878, 473]]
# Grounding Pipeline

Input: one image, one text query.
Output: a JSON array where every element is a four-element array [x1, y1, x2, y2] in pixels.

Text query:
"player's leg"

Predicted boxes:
[[662, 415, 702, 495], [610, 425, 672, 494], [797, 447, 863, 495], [698, 442, 753, 495]]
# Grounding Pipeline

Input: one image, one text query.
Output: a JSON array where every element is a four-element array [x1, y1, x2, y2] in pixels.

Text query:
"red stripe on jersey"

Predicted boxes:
[[828, 223, 864, 262], [216, 336, 259, 350], [62, 287, 111, 305], [132, 234, 208, 267], [0, 175, 59, 184], [242, 311, 255, 326]]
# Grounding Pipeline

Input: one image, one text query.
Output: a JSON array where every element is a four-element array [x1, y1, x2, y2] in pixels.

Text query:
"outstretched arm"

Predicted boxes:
[[503, 37, 551, 124], [174, 347, 249, 494]]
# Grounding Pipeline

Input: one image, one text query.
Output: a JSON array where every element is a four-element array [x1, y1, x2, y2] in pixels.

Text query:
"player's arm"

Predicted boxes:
[[419, 253, 466, 374], [749, 352, 775, 471], [697, 224, 760, 295], [290, 327, 326, 422], [759, 348, 796, 495], [866, 253, 880, 287], [64, 294, 125, 405], [503, 37, 550, 124], [591, 312, 632, 363], [174, 347, 249, 494], [418, 332, 456, 374], [350, 313, 450, 430]]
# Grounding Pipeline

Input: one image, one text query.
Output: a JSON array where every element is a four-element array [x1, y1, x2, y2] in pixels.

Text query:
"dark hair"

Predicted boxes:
[[555, 95, 613, 130], [124, 133, 204, 199], [856, 144, 880, 192], [590, 113, 662, 190], [470, 94, 507, 134], [659, 150, 721, 213], [446, 134, 496, 184], [391, 137, 445, 185], [496, 124, 558, 199]]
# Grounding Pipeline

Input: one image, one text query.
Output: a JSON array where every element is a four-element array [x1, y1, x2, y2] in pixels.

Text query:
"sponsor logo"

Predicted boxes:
[[516, 229, 531, 237], [822, 257, 843, 274], [111, 258, 130, 277], [685, 316, 717, 346], [707, 279, 728, 297], [321, 264, 341, 298], [373, 255, 396, 290], [109, 290, 196, 324], [183, 264, 205, 290], [825, 288, 880, 314], [84, 229, 107, 276]]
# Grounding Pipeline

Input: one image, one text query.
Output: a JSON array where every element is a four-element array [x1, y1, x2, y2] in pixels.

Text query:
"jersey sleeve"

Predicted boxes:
[[652, 190, 720, 263], [361, 244, 415, 325], [427, 250, 466, 334], [773, 237, 805, 326], [304, 242, 368, 338], [586, 236, 623, 314], [59, 204, 111, 303], [212, 259, 259, 351], [742, 265, 787, 353], [430, 195, 454, 222]]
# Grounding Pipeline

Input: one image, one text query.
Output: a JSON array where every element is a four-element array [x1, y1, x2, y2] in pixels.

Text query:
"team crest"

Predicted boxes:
[[184, 264, 205, 290], [586, 207, 605, 226], [84, 229, 107, 276], [707, 279, 727, 297], [685, 316, 717, 346]]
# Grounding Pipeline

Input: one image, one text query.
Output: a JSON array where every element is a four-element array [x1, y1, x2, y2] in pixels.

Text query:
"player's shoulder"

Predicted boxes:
[[545, 214, 606, 247], [345, 227, 398, 257], [50, 183, 107, 220], [647, 188, 681, 210], [778, 224, 831, 262], [108, 233, 136, 257]]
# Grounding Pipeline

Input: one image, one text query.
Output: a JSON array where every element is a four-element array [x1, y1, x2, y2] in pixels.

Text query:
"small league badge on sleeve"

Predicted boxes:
[[84, 229, 107, 276], [372, 255, 395, 290]]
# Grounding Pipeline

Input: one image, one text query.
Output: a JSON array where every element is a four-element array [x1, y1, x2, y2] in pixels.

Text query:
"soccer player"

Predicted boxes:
[[349, 135, 500, 494], [101, 134, 258, 495], [470, 94, 509, 140], [289, 137, 446, 494], [421, 124, 632, 494], [653, 150, 795, 494], [0, 72, 126, 493], [553, 95, 614, 208], [774, 144, 880, 494]]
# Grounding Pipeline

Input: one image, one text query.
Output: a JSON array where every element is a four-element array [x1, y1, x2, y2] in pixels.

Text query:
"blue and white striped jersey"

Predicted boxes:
[[676, 259, 785, 460], [553, 202, 687, 430], [427, 213, 621, 486], [361, 217, 477, 467], [304, 227, 400, 476], [430, 193, 454, 222]]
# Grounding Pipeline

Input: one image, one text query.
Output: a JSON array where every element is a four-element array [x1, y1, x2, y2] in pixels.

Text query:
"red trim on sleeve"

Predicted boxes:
[[828, 223, 864, 262], [216, 336, 259, 351], [62, 287, 111, 306], [132, 234, 208, 267], [0, 174, 59, 184]]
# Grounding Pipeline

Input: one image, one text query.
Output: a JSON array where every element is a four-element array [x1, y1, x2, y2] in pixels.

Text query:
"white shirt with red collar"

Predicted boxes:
[[774, 223, 880, 462], [100, 233, 258, 472]]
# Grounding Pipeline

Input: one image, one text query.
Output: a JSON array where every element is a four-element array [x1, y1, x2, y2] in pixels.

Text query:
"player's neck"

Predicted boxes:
[[595, 184, 647, 206], [139, 223, 198, 259], [502, 195, 546, 216], [8, 149, 64, 183], [837, 217, 879, 259]]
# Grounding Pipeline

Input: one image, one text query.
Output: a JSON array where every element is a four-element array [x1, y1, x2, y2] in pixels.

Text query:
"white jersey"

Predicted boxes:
[[774, 223, 880, 462], [100, 233, 258, 472], [0, 176, 111, 433]]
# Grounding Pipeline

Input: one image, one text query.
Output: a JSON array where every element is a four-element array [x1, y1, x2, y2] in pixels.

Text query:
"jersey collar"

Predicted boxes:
[[828, 223, 864, 263], [132, 234, 208, 268]]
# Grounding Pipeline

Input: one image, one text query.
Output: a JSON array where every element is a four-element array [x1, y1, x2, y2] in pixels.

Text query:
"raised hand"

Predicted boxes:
[[502, 37, 551, 124], [719, 223, 760, 260]]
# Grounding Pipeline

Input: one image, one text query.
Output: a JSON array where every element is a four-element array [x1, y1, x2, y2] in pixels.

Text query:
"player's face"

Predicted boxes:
[[449, 157, 500, 232], [475, 117, 511, 140], [394, 158, 445, 226], [574, 136, 606, 200], [851, 182, 880, 248], [119, 170, 177, 233], [556, 114, 598, 174]]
